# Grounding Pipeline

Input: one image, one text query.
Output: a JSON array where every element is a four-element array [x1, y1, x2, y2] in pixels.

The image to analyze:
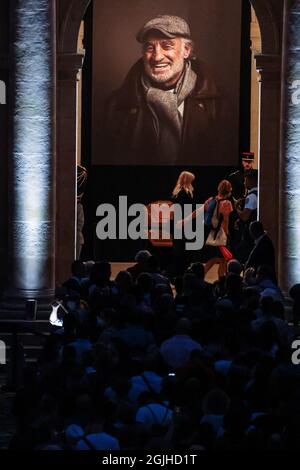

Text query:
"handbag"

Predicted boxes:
[[219, 245, 233, 260], [206, 226, 227, 247]]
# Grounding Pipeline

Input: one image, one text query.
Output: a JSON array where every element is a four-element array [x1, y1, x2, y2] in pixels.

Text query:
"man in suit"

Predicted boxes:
[[244, 221, 277, 283]]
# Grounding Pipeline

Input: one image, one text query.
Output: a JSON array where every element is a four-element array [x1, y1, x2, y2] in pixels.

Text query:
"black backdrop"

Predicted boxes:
[[80, 0, 251, 261]]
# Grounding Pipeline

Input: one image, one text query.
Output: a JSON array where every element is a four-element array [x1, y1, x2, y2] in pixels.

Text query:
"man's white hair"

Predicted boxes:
[[183, 38, 194, 58]]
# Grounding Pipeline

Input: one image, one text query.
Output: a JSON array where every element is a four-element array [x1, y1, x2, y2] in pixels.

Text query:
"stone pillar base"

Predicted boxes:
[[1, 288, 54, 313]]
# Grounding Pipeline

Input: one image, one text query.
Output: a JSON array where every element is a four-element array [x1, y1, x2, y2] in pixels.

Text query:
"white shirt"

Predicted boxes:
[[135, 402, 173, 428], [244, 187, 258, 211], [160, 334, 202, 369]]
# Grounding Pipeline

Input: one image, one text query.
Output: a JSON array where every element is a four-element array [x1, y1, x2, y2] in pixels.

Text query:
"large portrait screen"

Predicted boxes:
[[91, 0, 242, 166]]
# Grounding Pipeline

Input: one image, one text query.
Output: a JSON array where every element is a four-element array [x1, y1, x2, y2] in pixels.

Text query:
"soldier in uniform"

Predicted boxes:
[[227, 152, 255, 254], [228, 152, 255, 201]]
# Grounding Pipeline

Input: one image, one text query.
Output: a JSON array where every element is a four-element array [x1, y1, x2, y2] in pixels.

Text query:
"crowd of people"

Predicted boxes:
[[6, 243, 300, 450], [5, 156, 300, 451], [6, 150, 299, 451]]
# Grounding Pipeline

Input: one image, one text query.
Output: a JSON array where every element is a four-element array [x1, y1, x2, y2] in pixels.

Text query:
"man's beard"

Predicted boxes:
[[143, 56, 186, 87]]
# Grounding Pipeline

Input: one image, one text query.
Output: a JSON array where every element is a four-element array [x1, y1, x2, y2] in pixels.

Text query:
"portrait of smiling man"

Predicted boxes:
[[104, 14, 222, 166]]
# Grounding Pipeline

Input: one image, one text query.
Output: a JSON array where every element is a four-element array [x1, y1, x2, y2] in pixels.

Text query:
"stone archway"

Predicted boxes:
[[251, 0, 281, 54], [58, 0, 91, 53], [250, 0, 282, 273], [56, 0, 283, 283], [55, 0, 91, 284]]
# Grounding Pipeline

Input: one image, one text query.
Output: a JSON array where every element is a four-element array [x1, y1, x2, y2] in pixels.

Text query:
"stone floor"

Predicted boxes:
[[0, 371, 15, 449]]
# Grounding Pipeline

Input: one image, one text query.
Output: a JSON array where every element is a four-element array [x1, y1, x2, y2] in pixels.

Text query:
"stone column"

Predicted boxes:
[[250, 7, 262, 167], [0, 54, 9, 292], [279, 0, 300, 291], [255, 54, 281, 273], [0, 2, 10, 294], [56, 52, 84, 285], [6, 0, 56, 302]]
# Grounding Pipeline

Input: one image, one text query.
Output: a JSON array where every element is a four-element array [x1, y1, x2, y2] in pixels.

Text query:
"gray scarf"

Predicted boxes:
[[141, 61, 197, 164]]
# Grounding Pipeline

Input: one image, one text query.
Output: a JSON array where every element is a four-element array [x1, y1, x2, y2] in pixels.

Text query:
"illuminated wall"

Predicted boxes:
[[8, 0, 56, 300], [280, 0, 300, 290]]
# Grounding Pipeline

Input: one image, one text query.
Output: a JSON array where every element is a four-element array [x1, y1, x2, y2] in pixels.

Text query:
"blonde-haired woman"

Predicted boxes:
[[172, 171, 195, 199], [171, 171, 196, 276]]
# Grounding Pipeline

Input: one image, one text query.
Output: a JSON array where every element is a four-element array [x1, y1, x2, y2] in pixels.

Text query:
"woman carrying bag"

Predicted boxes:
[[200, 180, 233, 278]]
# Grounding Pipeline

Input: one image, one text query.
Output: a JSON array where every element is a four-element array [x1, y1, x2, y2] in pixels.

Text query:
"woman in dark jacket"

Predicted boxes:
[[171, 171, 196, 276]]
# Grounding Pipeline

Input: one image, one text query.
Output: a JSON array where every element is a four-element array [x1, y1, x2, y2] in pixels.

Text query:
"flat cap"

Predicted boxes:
[[136, 15, 191, 43]]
